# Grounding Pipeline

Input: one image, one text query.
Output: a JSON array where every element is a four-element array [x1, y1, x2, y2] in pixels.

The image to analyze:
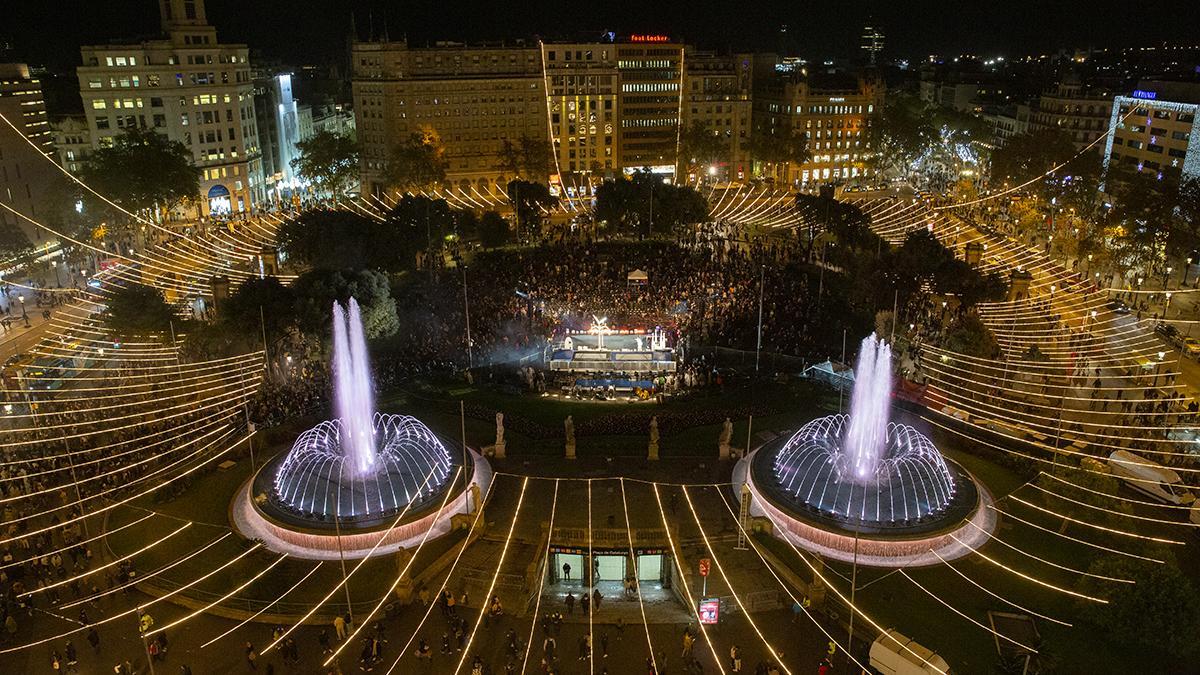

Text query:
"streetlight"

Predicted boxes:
[[1164, 266, 1173, 291], [51, 260, 63, 287], [17, 295, 28, 328], [1185, 256, 1194, 287], [1165, 292, 1173, 316]]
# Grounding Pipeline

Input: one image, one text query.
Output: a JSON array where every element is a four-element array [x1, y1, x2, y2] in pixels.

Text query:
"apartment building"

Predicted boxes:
[[1103, 81, 1200, 181], [76, 0, 264, 216]]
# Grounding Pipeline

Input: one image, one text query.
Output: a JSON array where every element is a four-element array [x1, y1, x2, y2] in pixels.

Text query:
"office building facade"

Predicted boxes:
[[0, 63, 54, 243]]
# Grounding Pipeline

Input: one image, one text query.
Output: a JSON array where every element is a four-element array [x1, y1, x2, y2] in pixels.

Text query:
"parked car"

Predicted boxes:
[[1107, 299, 1131, 315], [1184, 338, 1200, 357]]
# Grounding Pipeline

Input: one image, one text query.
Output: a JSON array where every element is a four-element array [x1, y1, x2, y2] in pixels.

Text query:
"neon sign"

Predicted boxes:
[[1132, 90, 1157, 100], [629, 34, 670, 43]]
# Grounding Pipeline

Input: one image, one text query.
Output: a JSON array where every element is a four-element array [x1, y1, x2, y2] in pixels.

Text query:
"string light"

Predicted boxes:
[[521, 478, 560, 674], [386, 477, 500, 674], [653, 484, 727, 675], [619, 478, 659, 672], [451, 476, 529, 674], [679, 485, 791, 674], [321, 466, 465, 666]]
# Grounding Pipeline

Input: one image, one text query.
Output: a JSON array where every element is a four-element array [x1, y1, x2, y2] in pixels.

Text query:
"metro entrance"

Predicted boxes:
[[548, 548, 667, 586]]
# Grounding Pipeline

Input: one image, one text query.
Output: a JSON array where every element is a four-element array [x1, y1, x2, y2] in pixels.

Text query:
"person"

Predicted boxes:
[[334, 614, 347, 641], [600, 632, 609, 658], [565, 592, 575, 614], [86, 627, 100, 654], [730, 644, 742, 673], [818, 657, 832, 675], [318, 629, 331, 655], [245, 642, 258, 670], [592, 588, 602, 611], [580, 593, 590, 616], [179, 666, 193, 675], [682, 630, 694, 659], [562, 561, 571, 580], [416, 638, 432, 663]]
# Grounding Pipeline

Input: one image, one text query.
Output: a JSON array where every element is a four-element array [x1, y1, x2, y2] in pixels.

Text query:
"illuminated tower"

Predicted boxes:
[[861, 24, 885, 66]]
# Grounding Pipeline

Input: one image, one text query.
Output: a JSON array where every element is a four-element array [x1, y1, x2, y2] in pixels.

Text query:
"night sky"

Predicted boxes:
[[7, 0, 1200, 70]]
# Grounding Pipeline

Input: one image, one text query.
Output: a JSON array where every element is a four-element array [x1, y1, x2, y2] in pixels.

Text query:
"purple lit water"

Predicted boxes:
[[332, 298, 376, 476], [843, 335, 892, 482]]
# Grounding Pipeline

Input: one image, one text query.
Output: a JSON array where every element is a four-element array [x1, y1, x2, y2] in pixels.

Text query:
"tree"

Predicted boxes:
[[868, 94, 937, 179], [506, 180, 558, 238], [1109, 169, 1180, 274], [594, 172, 708, 237], [478, 211, 511, 249], [0, 220, 32, 260], [1077, 555, 1200, 664], [291, 268, 399, 339], [385, 195, 457, 265], [278, 209, 383, 271], [943, 313, 999, 358], [79, 127, 198, 216], [989, 128, 1076, 187], [749, 126, 810, 180], [291, 130, 359, 197], [679, 121, 728, 176], [105, 283, 175, 337], [221, 276, 296, 345], [519, 136, 552, 179], [383, 128, 447, 191]]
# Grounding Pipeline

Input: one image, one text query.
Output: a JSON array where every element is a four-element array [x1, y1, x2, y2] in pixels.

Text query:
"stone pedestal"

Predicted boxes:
[[393, 547, 416, 603], [648, 441, 659, 461], [565, 441, 576, 460], [488, 441, 506, 459], [719, 443, 731, 460]]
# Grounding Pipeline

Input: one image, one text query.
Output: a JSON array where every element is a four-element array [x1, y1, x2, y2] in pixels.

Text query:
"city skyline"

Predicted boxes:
[[8, 0, 1200, 71]]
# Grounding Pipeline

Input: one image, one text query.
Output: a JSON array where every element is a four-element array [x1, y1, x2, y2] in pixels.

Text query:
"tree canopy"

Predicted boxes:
[[679, 121, 729, 175], [594, 172, 708, 236], [279, 197, 458, 273], [291, 130, 359, 197], [291, 268, 398, 339], [383, 128, 447, 191], [0, 220, 33, 260], [505, 180, 558, 238], [104, 283, 176, 337], [989, 128, 1077, 187], [478, 211, 512, 249], [79, 127, 198, 215]]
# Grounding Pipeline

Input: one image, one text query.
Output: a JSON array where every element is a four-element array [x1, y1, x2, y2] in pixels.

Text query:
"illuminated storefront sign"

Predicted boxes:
[[629, 34, 670, 43], [1132, 90, 1157, 100], [698, 598, 720, 624]]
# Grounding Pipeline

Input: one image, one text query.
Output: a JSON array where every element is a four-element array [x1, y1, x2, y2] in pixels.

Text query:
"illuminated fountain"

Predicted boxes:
[[740, 334, 993, 567], [233, 300, 490, 560]]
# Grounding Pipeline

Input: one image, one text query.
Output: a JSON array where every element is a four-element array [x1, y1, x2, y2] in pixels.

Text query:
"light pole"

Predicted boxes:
[[462, 264, 473, 370], [1185, 256, 1194, 287], [18, 295, 28, 328], [1163, 266, 1173, 291], [51, 260, 63, 287]]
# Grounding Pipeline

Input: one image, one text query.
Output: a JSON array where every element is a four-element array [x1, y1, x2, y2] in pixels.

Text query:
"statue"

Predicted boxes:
[[492, 412, 506, 459], [719, 417, 734, 460], [564, 415, 576, 459], [648, 416, 660, 461]]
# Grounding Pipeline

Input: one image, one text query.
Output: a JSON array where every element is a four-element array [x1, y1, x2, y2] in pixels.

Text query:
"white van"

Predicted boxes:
[[1108, 450, 1196, 505], [869, 629, 951, 675]]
